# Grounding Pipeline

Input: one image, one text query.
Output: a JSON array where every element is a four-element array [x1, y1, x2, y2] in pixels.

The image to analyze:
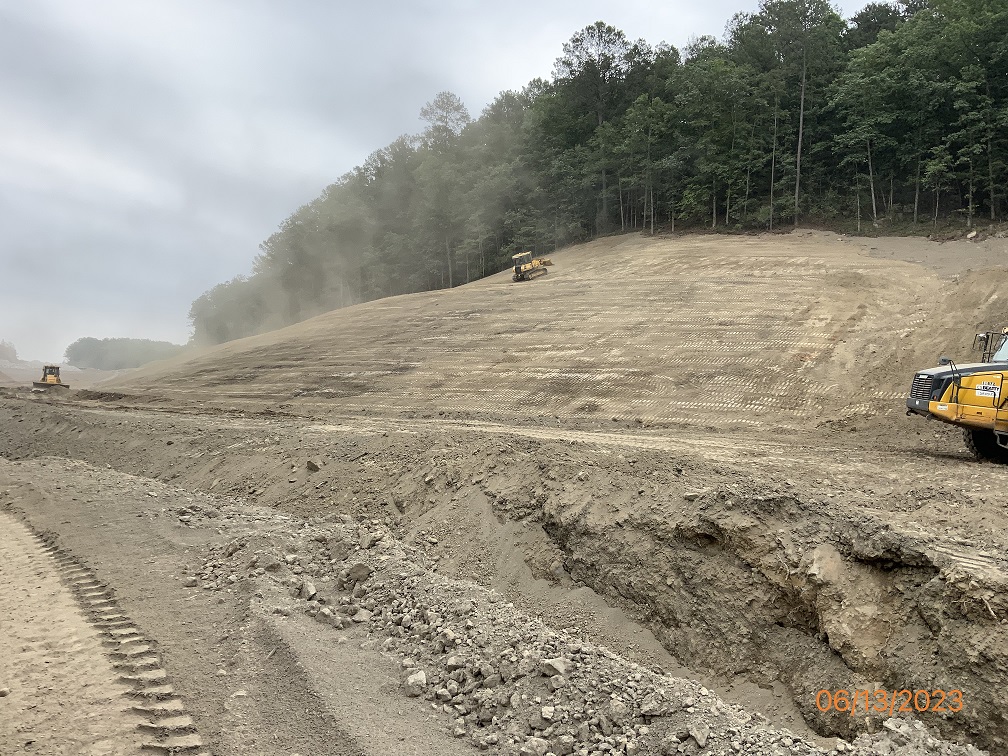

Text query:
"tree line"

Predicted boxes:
[[64, 337, 184, 370], [189, 0, 1008, 345]]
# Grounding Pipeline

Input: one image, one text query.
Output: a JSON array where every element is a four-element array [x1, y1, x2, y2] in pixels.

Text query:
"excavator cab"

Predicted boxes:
[[973, 329, 1008, 363], [512, 252, 532, 279]]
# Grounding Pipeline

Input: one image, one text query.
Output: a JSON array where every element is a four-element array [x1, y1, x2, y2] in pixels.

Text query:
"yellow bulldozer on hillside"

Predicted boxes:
[[511, 251, 553, 282], [906, 328, 1008, 462]]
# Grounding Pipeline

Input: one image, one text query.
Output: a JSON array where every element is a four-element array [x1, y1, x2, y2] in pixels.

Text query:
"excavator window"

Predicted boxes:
[[994, 337, 1008, 362]]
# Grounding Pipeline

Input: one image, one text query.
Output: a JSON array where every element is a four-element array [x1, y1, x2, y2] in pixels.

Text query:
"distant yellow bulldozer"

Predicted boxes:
[[33, 365, 69, 391], [511, 251, 553, 282]]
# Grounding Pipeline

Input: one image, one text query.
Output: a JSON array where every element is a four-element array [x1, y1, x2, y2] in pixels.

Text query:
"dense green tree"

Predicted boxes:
[[844, 2, 903, 49]]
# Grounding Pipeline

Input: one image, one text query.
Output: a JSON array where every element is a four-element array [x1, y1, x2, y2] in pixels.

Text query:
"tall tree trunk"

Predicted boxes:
[[889, 176, 894, 221], [770, 99, 778, 231], [988, 81, 997, 221], [479, 235, 485, 278], [856, 173, 862, 234], [867, 140, 878, 221], [618, 177, 625, 232], [650, 187, 655, 235], [934, 187, 939, 229], [794, 50, 807, 228], [968, 157, 974, 228], [988, 131, 996, 221], [445, 237, 453, 288], [598, 108, 608, 233], [727, 114, 737, 226], [743, 119, 756, 224], [711, 179, 717, 229], [914, 155, 921, 225]]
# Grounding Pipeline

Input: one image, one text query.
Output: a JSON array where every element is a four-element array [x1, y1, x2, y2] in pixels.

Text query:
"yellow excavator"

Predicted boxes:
[[906, 328, 1008, 462], [511, 251, 553, 282], [33, 365, 69, 391]]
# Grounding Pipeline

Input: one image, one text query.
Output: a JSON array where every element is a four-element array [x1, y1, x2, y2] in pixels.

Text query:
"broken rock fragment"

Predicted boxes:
[[541, 657, 568, 677], [520, 736, 550, 756], [688, 722, 710, 748], [403, 669, 426, 697], [346, 563, 373, 584]]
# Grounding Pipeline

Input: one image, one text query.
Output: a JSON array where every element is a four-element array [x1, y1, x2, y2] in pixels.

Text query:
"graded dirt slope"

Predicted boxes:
[[113, 231, 1006, 423], [1, 230, 1006, 756], [111, 231, 943, 427]]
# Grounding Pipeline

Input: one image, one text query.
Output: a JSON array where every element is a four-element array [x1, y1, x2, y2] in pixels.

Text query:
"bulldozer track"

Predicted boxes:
[[0, 508, 209, 756]]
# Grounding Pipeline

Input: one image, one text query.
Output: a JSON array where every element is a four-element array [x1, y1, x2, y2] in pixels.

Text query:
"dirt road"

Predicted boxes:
[[1, 230, 1005, 755]]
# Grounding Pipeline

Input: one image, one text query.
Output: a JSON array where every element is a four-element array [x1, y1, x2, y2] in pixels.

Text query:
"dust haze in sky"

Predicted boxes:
[[0, 0, 868, 362]]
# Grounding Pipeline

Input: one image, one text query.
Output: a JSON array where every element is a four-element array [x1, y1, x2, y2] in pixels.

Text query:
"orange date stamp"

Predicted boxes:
[[815, 689, 963, 716]]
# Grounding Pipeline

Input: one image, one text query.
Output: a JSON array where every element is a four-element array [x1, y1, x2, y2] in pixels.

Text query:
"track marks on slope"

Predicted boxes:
[[0, 509, 209, 756]]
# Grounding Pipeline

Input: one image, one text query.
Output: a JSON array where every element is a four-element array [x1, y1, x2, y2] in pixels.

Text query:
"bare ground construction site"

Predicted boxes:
[[1, 230, 1007, 756]]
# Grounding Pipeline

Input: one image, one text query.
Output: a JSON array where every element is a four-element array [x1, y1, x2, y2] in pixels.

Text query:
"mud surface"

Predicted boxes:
[[1, 231, 1006, 755]]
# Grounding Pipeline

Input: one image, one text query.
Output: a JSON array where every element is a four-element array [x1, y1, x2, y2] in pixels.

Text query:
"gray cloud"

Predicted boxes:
[[0, 0, 867, 361]]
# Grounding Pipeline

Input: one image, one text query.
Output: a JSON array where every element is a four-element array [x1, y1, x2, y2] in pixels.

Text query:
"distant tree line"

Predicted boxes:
[[189, 0, 1008, 345], [64, 337, 184, 370]]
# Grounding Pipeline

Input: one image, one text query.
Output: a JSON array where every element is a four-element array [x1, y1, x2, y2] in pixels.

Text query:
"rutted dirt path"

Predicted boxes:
[[0, 510, 147, 755]]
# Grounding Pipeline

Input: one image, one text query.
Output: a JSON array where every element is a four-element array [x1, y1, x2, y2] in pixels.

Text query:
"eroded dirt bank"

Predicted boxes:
[[1, 392, 1005, 753], [0, 451, 991, 756]]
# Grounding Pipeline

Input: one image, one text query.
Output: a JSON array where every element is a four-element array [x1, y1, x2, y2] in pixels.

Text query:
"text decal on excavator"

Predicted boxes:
[[976, 381, 1000, 399]]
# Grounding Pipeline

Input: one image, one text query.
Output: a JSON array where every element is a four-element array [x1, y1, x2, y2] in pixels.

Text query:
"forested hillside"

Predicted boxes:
[[189, 0, 1007, 346]]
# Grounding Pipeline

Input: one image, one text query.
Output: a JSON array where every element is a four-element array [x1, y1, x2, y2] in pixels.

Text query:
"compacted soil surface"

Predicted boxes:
[[2, 230, 1006, 756]]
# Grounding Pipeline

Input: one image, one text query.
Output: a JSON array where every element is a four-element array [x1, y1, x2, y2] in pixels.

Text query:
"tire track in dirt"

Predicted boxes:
[[0, 509, 208, 756]]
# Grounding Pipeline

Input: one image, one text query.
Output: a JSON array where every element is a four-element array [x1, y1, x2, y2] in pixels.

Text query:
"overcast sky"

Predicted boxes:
[[0, 0, 868, 362]]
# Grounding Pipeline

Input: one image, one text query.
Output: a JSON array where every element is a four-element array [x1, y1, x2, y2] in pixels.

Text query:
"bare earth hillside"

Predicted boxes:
[[1, 230, 1006, 756]]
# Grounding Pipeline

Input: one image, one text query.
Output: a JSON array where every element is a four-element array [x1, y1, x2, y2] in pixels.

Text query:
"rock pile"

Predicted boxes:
[[194, 508, 986, 756]]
